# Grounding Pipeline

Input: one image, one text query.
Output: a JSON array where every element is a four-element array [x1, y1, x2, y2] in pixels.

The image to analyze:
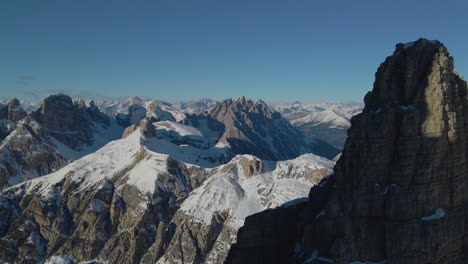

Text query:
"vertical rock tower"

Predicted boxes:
[[227, 38, 468, 263]]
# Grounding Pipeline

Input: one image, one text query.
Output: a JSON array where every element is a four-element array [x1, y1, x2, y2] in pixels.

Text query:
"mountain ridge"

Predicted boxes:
[[226, 38, 468, 264]]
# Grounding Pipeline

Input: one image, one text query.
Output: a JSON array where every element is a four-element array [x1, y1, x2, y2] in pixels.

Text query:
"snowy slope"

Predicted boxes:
[[274, 102, 363, 149], [95, 96, 188, 125], [180, 154, 334, 228], [274, 102, 362, 128], [5, 130, 167, 198], [7, 126, 224, 198], [0, 116, 124, 186], [0, 118, 336, 264], [171, 98, 218, 114]]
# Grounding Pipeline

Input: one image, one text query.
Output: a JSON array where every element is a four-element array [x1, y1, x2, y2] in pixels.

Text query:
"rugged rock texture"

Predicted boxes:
[[155, 154, 334, 264], [0, 135, 202, 264], [0, 99, 27, 141], [202, 97, 339, 160], [31, 94, 110, 149], [6, 98, 27, 122], [0, 117, 69, 187], [0, 119, 16, 142], [227, 38, 468, 264], [140, 118, 156, 138], [122, 124, 139, 138], [0, 99, 26, 122], [0, 94, 117, 188], [0, 128, 333, 264]]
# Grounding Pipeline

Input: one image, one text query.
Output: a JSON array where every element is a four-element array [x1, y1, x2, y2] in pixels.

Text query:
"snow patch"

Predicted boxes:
[[421, 208, 445, 221], [44, 256, 74, 264], [180, 153, 334, 228], [304, 250, 333, 263]]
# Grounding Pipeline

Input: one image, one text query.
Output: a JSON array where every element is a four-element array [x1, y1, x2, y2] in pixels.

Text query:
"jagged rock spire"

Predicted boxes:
[[227, 38, 468, 264], [140, 117, 156, 138], [331, 37, 468, 263], [6, 98, 26, 122]]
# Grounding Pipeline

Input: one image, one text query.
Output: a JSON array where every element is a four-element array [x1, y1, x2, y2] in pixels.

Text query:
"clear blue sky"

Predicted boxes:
[[1, 0, 467, 103]]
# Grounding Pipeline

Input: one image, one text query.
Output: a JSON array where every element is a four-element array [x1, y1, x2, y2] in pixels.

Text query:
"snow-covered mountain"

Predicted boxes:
[[94, 96, 186, 126], [274, 102, 363, 149], [0, 95, 340, 188], [172, 98, 218, 114], [0, 95, 123, 187], [8, 96, 360, 150], [0, 94, 342, 263], [0, 124, 334, 264], [197, 97, 339, 160], [122, 97, 339, 166]]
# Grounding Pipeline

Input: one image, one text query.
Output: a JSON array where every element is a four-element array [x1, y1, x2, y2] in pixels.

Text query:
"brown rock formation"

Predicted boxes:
[[204, 97, 339, 160], [122, 124, 138, 138], [227, 38, 468, 264], [0, 94, 114, 188], [7, 99, 27, 122], [140, 118, 156, 138]]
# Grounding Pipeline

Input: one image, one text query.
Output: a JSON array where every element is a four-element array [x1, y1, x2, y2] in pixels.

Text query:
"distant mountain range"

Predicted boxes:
[[1, 97, 362, 151], [0, 93, 337, 263], [2, 38, 467, 264], [273, 102, 363, 149], [0, 92, 361, 263]]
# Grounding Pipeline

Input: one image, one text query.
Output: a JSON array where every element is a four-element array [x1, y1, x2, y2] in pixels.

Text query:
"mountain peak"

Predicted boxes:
[[227, 39, 468, 263], [365, 38, 453, 110], [7, 98, 20, 108], [396, 38, 442, 51], [4, 98, 26, 122], [205, 97, 338, 161]]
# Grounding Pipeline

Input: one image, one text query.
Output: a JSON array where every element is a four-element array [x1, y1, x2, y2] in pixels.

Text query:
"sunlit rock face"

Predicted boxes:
[[227, 38, 468, 264]]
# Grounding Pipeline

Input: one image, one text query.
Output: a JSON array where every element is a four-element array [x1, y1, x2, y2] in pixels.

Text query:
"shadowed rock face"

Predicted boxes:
[[140, 118, 156, 138], [0, 99, 27, 141], [0, 139, 331, 264], [0, 94, 113, 188], [6, 99, 27, 122], [31, 94, 110, 149], [204, 97, 339, 160], [226, 38, 468, 264], [0, 98, 27, 123]]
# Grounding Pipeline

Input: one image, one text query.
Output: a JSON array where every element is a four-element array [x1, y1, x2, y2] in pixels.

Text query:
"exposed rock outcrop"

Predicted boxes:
[[227, 38, 468, 264], [0, 94, 119, 188], [0, 99, 27, 141], [6, 98, 27, 122], [31, 94, 110, 149], [0, 127, 333, 264], [116, 97, 148, 126], [201, 97, 339, 160], [122, 124, 138, 138], [140, 118, 156, 138]]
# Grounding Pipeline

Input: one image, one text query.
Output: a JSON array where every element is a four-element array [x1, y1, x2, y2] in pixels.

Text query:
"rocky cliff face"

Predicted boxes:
[[140, 118, 157, 138], [227, 38, 468, 264], [117, 97, 338, 169], [31, 94, 110, 149], [0, 128, 333, 264], [201, 97, 339, 160], [6, 98, 27, 122], [0, 99, 27, 141], [0, 94, 121, 188]]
